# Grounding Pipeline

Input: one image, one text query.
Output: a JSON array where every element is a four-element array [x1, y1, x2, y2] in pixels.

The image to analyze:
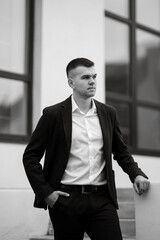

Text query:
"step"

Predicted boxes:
[[29, 237, 90, 240], [123, 238, 136, 240], [117, 188, 134, 202], [30, 233, 136, 240], [120, 219, 136, 238], [118, 201, 135, 219], [30, 236, 53, 240], [117, 188, 136, 239], [84, 233, 136, 240], [30, 234, 136, 240]]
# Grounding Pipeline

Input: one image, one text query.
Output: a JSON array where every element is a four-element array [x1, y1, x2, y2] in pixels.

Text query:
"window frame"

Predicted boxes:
[[0, 0, 34, 143], [105, 0, 160, 157]]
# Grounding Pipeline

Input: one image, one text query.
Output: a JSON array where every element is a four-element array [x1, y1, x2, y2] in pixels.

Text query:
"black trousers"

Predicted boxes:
[[48, 186, 122, 240]]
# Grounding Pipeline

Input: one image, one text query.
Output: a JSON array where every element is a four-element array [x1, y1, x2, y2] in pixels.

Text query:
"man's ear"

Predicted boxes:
[[68, 78, 74, 89]]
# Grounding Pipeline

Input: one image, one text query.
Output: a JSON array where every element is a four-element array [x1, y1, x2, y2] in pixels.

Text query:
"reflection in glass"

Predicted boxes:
[[136, 30, 160, 104], [0, 0, 27, 73], [107, 101, 130, 128], [105, 0, 129, 18], [137, 107, 160, 151], [0, 78, 27, 135], [105, 18, 130, 95], [106, 100, 130, 145], [136, 0, 160, 31]]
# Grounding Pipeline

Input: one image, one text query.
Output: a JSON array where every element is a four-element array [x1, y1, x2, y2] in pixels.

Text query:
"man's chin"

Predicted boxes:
[[87, 92, 96, 98]]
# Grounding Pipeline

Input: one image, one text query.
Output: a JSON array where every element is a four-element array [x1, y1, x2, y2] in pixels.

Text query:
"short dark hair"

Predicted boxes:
[[66, 58, 94, 77]]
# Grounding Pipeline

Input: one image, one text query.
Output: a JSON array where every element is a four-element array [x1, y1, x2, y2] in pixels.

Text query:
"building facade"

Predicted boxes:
[[0, 0, 160, 239]]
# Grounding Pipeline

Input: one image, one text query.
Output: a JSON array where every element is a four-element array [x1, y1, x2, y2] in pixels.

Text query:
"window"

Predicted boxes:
[[0, 0, 34, 143], [105, 0, 160, 156]]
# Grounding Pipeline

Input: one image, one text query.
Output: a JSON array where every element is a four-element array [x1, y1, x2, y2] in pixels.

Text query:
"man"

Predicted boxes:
[[23, 58, 150, 240]]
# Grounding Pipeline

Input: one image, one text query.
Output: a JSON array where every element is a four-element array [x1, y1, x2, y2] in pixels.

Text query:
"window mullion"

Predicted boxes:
[[130, 0, 137, 152]]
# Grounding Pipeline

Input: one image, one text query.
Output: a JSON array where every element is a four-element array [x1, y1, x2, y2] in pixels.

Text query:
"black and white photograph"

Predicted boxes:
[[0, 1, 160, 240]]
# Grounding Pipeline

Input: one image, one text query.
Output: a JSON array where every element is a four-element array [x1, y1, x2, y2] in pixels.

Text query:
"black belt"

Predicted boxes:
[[60, 184, 107, 194]]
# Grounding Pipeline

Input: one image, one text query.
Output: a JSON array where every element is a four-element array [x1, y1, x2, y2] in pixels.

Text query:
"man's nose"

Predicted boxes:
[[89, 77, 95, 84]]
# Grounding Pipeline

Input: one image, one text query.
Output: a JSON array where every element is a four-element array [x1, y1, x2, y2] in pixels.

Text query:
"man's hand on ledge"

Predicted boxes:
[[133, 175, 150, 196]]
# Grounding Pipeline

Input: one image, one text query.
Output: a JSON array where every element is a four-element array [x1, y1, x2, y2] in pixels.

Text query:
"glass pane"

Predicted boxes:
[[105, 18, 130, 95], [106, 100, 130, 145], [105, 0, 129, 18], [137, 107, 160, 151], [136, 30, 160, 104], [107, 101, 130, 128], [136, 0, 160, 31], [0, 78, 27, 135], [0, 0, 27, 73]]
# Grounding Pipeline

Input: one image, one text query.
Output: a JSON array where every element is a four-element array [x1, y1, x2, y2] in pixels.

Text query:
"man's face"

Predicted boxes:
[[68, 66, 97, 99]]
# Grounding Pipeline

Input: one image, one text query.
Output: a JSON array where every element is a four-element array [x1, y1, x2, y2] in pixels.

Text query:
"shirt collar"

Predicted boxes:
[[71, 95, 96, 114]]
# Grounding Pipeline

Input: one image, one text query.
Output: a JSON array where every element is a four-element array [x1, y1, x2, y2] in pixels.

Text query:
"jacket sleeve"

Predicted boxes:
[[23, 109, 53, 202], [112, 110, 148, 183]]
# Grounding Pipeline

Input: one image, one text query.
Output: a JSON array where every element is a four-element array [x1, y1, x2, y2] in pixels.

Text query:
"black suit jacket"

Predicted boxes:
[[23, 96, 147, 210]]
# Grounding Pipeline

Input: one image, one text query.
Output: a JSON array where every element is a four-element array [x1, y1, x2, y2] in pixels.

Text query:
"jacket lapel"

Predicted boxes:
[[95, 101, 110, 153], [61, 97, 110, 158], [61, 96, 72, 155]]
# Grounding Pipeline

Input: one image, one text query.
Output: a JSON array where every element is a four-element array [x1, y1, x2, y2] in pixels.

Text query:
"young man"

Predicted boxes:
[[23, 58, 150, 240]]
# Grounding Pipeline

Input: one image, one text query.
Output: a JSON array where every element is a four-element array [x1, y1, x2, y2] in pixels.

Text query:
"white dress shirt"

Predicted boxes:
[[61, 96, 107, 185]]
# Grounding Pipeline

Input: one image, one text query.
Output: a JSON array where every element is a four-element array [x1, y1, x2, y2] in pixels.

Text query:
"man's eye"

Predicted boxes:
[[82, 76, 90, 80], [81, 75, 97, 80]]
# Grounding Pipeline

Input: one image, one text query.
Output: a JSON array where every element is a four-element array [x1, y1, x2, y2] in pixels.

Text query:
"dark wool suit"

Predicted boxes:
[[23, 96, 147, 239]]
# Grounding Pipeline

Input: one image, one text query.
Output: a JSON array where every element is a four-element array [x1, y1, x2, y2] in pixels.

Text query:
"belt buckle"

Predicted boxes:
[[81, 185, 97, 194], [81, 186, 90, 194]]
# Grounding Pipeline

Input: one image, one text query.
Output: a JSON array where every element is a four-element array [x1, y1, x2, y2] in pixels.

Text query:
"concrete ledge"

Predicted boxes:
[[134, 182, 160, 240]]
